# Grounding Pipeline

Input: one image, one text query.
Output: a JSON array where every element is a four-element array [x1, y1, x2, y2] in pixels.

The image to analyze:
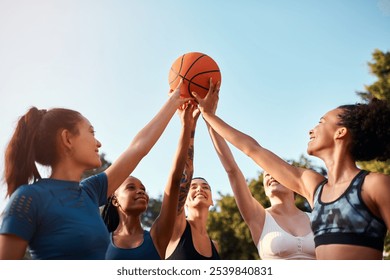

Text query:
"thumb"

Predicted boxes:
[[192, 91, 200, 101]]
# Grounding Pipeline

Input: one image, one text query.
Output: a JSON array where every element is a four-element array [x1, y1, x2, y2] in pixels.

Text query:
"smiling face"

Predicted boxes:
[[307, 108, 344, 157], [68, 117, 102, 170], [185, 178, 213, 209], [263, 171, 290, 197], [113, 176, 149, 215]]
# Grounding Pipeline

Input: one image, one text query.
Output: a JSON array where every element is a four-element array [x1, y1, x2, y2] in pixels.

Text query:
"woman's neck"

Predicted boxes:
[[115, 217, 144, 236], [186, 208, 209, 234]]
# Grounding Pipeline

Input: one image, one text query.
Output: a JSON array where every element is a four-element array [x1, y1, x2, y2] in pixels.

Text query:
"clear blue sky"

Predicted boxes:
[[1, 0, 390, 212]]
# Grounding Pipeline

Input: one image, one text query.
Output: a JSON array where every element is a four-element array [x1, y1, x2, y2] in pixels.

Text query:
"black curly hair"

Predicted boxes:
[[337, 98, 390, 162]]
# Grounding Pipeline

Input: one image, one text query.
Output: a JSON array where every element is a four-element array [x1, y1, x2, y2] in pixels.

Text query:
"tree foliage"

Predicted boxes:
[[357, 49, 390, 102], [356, 49, 390, 259], [141, 195, 162, 229]]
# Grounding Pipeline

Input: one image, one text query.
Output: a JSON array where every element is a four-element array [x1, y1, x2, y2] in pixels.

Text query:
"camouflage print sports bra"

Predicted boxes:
[[310, 170, 386, 251]]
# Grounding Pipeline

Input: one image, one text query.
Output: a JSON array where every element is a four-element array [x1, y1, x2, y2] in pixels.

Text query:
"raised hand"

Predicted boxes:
[[169, 79, 194, 108], [192, 78, 221, 115]]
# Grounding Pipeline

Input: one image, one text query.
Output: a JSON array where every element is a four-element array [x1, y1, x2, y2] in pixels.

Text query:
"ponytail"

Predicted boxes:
[[4, 107, 45, 196], [4, 107, 82, 196]]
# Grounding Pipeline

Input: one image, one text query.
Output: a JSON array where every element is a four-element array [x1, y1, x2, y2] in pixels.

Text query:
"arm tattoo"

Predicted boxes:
[[177, 144, 194, 215]]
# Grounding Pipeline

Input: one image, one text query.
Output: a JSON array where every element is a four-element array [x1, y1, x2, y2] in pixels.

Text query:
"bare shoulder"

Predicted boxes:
[[363, 172, 390, 206], [364, 172, 390, 191]]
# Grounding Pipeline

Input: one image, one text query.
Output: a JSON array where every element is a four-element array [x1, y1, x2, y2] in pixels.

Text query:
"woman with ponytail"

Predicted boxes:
[[0, 80, 192, 259]]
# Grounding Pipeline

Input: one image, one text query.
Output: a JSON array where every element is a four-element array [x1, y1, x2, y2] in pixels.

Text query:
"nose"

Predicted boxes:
[[96, 139, 102, 148], [309, 129, 314, 137], [267, 176, 275, 186], [137, 188, 145, 194]]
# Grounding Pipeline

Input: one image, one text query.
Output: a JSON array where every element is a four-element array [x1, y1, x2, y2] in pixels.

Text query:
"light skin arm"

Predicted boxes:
[[104, 80, 193, 197], [202, 82, 265, 243], [150, 103, 195, 259], [0, 234, 28, 260], [206, 123, 265, 244], [193, 80, 324, 205]]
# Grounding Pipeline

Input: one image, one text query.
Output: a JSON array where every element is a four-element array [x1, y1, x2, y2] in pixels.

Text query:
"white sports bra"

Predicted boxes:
[[257, 211, 316, 260]]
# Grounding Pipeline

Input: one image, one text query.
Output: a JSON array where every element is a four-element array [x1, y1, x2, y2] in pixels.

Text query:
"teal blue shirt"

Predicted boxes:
[[0, 173, 109, 259], [105, 230, 161, 260]]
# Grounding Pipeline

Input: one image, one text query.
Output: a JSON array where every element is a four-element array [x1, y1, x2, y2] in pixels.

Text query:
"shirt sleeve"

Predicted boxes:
[[0, 186, 40, 242], [80, 172, 108, 207]]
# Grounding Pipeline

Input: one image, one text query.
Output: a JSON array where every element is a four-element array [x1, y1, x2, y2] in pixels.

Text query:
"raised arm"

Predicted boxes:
[[150, 102, 195, 258], [104, 80, 193, 197], [174, 105, 199, 230], [206, 123, 266, 243], [193, 80, 324, 205], [164, 103, 199, 258]]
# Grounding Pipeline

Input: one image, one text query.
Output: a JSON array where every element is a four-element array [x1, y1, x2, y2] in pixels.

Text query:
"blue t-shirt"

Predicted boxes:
[[105, 230, 161, 260], [0, 173, 109, 259]]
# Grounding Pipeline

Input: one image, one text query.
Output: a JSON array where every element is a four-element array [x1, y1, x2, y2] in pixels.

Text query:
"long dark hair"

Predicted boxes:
[[4, 107, 83, 196], [337, 98, 390, 162]]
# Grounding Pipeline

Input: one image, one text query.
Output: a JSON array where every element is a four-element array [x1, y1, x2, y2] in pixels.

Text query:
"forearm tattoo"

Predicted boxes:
[[177, 143, 194, 215]]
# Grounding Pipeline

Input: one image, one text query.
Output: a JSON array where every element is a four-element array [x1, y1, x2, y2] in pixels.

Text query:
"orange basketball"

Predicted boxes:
[[168, 52, 221, 99]]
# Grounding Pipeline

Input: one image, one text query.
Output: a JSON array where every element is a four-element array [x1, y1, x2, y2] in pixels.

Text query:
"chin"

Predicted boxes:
[[307, 146, 314, 156], [94, 160, 102, 168], [85, 162, 101, 171]]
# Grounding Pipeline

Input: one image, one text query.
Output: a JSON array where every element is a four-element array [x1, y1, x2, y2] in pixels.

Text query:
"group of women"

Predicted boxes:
[[0, 78, 389, 260]]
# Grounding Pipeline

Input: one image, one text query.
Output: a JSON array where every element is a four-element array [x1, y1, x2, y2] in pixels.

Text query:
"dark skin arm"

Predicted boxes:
[[150, 102, 196, 259]]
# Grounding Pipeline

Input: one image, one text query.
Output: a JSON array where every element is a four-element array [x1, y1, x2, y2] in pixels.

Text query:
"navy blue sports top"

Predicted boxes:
[[105, 230, 160, 260], [0, 173, 109, 259], [310, 170, 387, 251], [166, 221, 220, 260]]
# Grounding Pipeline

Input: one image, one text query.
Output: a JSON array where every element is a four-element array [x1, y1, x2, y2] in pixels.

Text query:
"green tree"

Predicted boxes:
[[356, 49, 390, 175], [141, 195, 162, 229], [357, 49, 390, 102], [207, 179, 261, 260], [356, 49, 390, 259]]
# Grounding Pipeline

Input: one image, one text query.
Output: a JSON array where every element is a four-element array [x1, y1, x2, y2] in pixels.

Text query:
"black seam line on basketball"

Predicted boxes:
[[188, 70, 221, 90], [183, 54, 207, 77], [174, 71, 219, 91], [169, 74, 196, 89], [170, 70, 220, 92], [169, 68, 181, 85], [169, 56, 185, 85]]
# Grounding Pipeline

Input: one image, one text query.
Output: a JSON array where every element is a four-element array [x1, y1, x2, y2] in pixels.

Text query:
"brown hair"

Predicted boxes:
[[4, 107, 83, 196]]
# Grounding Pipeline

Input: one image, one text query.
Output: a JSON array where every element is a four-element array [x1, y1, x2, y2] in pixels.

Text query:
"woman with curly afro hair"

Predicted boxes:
[[194, 79, 390, 260]]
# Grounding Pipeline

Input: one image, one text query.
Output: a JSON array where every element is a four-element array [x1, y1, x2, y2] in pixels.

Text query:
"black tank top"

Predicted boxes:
[[310, 170, 387, 251], [167, 221, 221, 260]]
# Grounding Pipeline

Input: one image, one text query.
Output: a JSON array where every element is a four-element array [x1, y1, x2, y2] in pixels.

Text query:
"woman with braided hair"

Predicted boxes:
[[101, 102, 198, 259], [0, 80, 192, 259], [194, 79, 390, 259]]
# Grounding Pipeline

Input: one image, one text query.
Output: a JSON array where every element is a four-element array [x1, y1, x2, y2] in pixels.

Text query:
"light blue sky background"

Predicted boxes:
[[1, 0, 390, 212]]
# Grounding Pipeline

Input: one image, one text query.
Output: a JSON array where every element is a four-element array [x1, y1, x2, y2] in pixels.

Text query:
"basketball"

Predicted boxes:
[[168, 52, 221, 99]]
